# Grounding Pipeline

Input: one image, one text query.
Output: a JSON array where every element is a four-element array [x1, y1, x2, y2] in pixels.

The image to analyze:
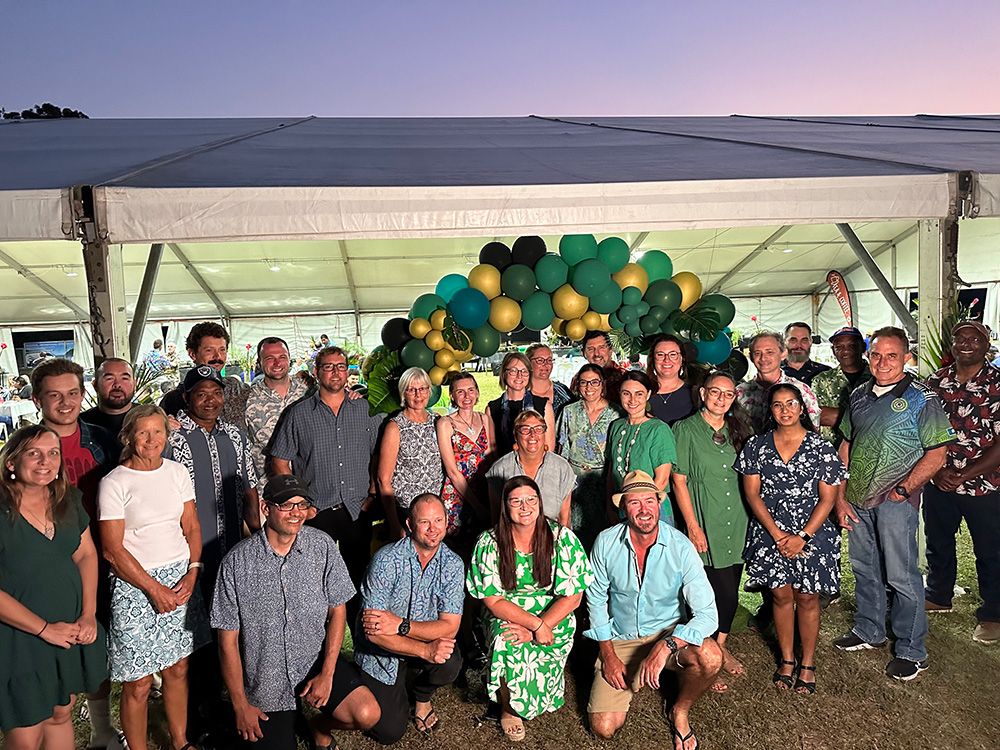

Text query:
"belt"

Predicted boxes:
[[570, 461, 602, 472]]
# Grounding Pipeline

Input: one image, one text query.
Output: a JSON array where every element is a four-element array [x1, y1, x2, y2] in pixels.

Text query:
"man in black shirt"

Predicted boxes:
[[81, 358, 135, 457], [781, 322, 831, 386]]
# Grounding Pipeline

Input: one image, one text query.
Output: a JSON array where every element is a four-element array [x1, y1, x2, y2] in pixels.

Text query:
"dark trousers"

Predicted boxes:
[[307, 505, 373, 631], [705, 563, 744, 635], [360, 650, 463, 745], [924, 484, 1000, 623], [241, 709, 297, 750]]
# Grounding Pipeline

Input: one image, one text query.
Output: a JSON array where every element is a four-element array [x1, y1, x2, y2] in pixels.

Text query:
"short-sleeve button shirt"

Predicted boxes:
[[781, 359, 831, 386], [810, 365, 872, 444], [210, 526, 355, 712], [353, 537, 465, 685], [736, 373, 821, 434], [244, 376, 310, 479]]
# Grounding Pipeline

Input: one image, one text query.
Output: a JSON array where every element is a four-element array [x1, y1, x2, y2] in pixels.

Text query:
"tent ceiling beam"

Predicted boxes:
[[128, 243, 164, 362], [840, 224, 920, 278], [167, 243, 231, 324], [338, 240, 361, 341], [707, 226, 792, 294], [0, 247, 89, 321]]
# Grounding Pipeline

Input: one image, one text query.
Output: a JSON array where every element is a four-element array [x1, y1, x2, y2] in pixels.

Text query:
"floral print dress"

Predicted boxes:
[[466, 523, 594, 719], [441, 425, 490, 535]]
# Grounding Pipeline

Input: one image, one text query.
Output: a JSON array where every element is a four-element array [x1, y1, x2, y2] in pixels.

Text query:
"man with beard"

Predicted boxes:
[[570, 331, 628, 404], [160, 322, 249, 425], [781, 322, 830, 386], [586, 470, 721, 749], [811, 327, 872, 445], [81, 358, 136, 457]]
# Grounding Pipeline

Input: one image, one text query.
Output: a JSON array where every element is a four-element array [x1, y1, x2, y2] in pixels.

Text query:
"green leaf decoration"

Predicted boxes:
[[366, 350, 405, 416], [669, 305, 722, 343], [608, 327, 645, 358]]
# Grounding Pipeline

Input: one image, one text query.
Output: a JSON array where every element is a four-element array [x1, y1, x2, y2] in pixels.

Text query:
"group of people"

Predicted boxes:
[[1, 316, 998, 750]]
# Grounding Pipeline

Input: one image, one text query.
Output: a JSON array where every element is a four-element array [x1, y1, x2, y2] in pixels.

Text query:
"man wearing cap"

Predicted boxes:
[[212, 475, 380, 750], [833, 327, 955, 680], [585, 470, 721, 749], [924, 321, 1000, 644], [781, 322, 831, 386], [811, 327, 872, 446], [736, 331, 820, 434]]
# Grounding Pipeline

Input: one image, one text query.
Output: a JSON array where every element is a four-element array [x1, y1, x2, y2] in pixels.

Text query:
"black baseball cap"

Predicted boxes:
[[263, 474, 313, 506], [183, 365, 224, 394]]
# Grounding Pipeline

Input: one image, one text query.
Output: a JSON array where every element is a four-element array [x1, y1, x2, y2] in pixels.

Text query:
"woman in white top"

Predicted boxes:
[[99, 404, 210, 750]]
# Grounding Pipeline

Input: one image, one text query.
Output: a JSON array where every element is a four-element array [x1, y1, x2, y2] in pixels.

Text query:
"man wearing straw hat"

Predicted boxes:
[[585, 470, 722, 750]]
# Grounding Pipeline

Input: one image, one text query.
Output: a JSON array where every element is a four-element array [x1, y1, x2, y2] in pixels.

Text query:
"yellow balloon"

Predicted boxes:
[[468, 264, 502, 300], [430, 309, 448, 330], [428, 366, 448, 386], [581, 310, 602, 330], [564, 318, 587, 341], [424, 330, 446, 351], [489, 296, 522, 333], [447, 361, 462, 373], [672, 271, 703, 311], [598, 313, 612, 331], [552, 284, 589, 320], [409, 317, 432, 339], [434, 348, 456, 368], [612, 263, 650, 294], [550, 317, 566, 335]]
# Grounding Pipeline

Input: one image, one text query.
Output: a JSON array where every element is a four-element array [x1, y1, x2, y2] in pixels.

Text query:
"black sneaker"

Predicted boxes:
[[833, 631, 888, 651], [885, 657, 929, 681]]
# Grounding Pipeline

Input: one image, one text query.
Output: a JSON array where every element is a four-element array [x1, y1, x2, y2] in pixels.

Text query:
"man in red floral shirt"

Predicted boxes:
[[925, 321, 1000, 644]]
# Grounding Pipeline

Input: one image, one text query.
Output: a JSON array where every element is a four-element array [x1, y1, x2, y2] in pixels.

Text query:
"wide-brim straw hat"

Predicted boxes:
[[612, 469, 667, 507]]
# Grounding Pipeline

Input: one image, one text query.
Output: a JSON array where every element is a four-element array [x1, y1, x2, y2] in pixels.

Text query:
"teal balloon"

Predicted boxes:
[[644, 279, 683, 315], [698, 294, 737, 328], [471, 324, 501, 357], [695, 331, 733, 366], [534, 253, 570, 293], [647, 305, 668, 324], [597, 237, 630, 273], [625, 321, 643, 338], [521, 291, 555, 331], [448, 288, 490, 329], [622, 286, 643, 306], [637, 250, 673, 282], [401, 339, 435, 370], [428, 385, 443, 407], [501, 264, 536, 301], [639, 314, 660, 335], [570, 258, 612, 296], [618, 305, 638, 325], [589, 282, 623, 315], [635, 301, 650, 317], [435, 274, 468, 303], [409, 293, 446, 320], [608, 311, 623, 330], [559, 234, 599, 266]]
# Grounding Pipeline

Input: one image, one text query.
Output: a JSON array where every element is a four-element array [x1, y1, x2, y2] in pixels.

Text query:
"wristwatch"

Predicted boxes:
[[662, 634, 680, 656], [397, 618, 411, 636], [894, 485, 910, 499], [797, 531, 812, 545]]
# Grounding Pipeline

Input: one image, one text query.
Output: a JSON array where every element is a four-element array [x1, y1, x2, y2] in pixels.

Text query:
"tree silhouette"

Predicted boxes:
[[1, 103, 89, 120]]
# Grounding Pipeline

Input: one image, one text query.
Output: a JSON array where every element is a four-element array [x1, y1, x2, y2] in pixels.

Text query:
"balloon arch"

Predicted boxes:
[[363, 235, 739, 414]]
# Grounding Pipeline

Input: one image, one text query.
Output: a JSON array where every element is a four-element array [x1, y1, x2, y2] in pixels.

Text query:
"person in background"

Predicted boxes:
[[486, 352, 556, 457], [737, 331, 820, 434], [81, 358, 136, 458], [467, 476, 593, 742], [811, 327, 871, 446], [924, 321, 1000, 645], [144, 339, 170, 374], [166, 342, 179, 371], [378, 367, 444, 540], [904, 348, 920, 375], [571, 331, 629, 404], [781, 322, 830, 386], [0, 425, 107, 750], [526, 343, 573, 417], [13, 375, 32, 400], [671, 371, 753, 692], [647, 334, 696, 426]]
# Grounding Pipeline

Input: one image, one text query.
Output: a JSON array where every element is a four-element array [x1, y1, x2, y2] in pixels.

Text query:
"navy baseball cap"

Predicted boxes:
[[183, 364, 224, 393], [828, 326, 864, 343]]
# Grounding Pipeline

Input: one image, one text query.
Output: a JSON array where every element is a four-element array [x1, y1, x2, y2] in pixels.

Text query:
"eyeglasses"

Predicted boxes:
[[770, 400, 801, 412], [505, 368, 530, 377], [270, 500, 312, 512], [516, 425, 545, 435], [405, 386, 430, 395], [654, 351, 682, 361], [579, 378, 603, 388], [507, 495, 539, 507], [530, 357, 553, 365], [705, 387, 736, 400], [318, 363, 349, 373]]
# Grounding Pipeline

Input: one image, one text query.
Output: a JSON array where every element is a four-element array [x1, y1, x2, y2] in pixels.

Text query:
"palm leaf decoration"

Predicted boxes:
[[669, 302, 722, 343], [608, 328, 645, 358], [365, 349, 405, 416]]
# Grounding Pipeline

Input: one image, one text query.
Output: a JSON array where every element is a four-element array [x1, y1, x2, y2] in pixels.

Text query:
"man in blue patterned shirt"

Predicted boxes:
[[354, 494, 464, 742]]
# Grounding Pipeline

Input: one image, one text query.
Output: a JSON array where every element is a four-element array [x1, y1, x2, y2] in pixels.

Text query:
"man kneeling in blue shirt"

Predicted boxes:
[[585, 470, 722, 750]]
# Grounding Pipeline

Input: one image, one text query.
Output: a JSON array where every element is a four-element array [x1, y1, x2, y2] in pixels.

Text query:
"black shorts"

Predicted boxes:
[[316, 655, 366, 718]]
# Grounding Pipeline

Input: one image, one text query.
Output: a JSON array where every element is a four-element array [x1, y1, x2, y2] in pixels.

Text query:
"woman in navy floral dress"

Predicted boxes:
[[735, 383, 846, 695]]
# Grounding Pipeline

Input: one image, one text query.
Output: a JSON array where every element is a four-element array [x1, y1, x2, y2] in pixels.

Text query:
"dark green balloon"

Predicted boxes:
[[625, 321, 643, 338], [534, 253, 570, 293], [589, 282, 623, 315], [570, 258, 612, 297], [697, 294, 737, 328], [637, 250, 673, 282], [618, 305, 638, 325], [660, 316, 679, 336], [500, 264, 536, 302], [639, 314, 660, 335], [635, 301, 650, 317], [401, 339, 435, 370], [409, 293, 446, 321], [622, 286, 643, 306], [559, 234, 598, 266], [471, 325, 501, 357], [521, 291, 555, 331], [647, 305, 668, 324], [608, 311, 623, 330], [644, 279, 683, 315], [596, 237, 630, 273]]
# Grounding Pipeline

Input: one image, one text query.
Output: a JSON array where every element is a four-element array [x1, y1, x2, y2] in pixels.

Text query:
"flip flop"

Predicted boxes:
[[670, 721, 699, 750], [499, 715, 525, 743], [414, 709, 439, 736]]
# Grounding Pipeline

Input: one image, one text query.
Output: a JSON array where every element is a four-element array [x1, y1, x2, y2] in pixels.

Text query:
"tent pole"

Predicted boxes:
[[167, 243, 232, 325], [338, 241, 362, 343], [916, 219, 959, 376], [836, 223, 917, 341], [128, 244, 164, 362]]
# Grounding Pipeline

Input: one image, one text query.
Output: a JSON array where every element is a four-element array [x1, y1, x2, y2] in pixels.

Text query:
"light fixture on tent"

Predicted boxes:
[[63, 266, 78, 277], [265, 259, 281, 272], [782, 248, 793, 253]]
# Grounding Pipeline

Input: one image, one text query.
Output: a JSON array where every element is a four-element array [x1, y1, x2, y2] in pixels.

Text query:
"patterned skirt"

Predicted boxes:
[[108, 558, 212, 682]]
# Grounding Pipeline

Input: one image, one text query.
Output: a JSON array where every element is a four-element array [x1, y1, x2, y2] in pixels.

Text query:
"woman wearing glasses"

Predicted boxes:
[[486, 410, 575, 528], [734, 384, 846, 695], [378, 367, 444, 540], [555, 364, 624, 549], [467, 476, 593, 742], [671, 372, 753, 691], [99, 405, 210, 750], [647, 335, 696, 426], [525, 344, 573, 418], [486, 352, 556, 457]]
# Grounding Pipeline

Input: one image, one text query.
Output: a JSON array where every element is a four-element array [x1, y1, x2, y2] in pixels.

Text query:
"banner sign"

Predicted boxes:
[[826, 270, 853, 327]]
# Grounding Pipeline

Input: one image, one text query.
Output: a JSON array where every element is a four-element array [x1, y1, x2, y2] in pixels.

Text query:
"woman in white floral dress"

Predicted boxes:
[[467, 476, 593, 742]]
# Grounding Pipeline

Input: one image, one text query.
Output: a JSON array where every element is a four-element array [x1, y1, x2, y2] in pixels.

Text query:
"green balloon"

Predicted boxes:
[[622, 286, 643, 306], [521, 291, 555, 331], [697, 294, 737, 328], [625, 321, 643, 338], [559, 234, 598, 266], [635, 301, 650, 317], [618, 305, 638, 325], [534, 253, 570, 293], [608, 311, 623, 330], [570, 258, 612, 297], [401, 339, 435, 370], [637, 250, 673, 282], [409, 293, 446, 321], [501, 264, 536, 302], [660, 316, 679, 336], [589, 282, 623, 315], [644, 279, 683, 315], [597, 237, 630, 273], [471, 325, 501, 357], [639, 314, 660, 335], [647, 305, 668, 324]]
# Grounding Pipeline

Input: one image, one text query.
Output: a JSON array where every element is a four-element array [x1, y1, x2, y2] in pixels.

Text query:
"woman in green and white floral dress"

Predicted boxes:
[[467, 476, 593, 742]]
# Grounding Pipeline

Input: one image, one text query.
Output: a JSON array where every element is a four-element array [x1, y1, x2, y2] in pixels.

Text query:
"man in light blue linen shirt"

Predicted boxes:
[[585, 470, 722, 750]]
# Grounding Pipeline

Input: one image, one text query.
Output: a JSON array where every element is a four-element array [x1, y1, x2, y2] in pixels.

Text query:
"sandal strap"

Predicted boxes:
[[779, 659, 797, 666]]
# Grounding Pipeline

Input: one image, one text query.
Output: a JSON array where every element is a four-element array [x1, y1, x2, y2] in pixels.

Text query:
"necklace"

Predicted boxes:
[[23, 506, 54, 540], [702, 412, 728, 446], [615, 420, 645, 473], [454, 411, 477, 436]]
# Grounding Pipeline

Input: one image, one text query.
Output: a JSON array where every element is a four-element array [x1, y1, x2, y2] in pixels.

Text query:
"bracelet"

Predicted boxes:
[[188, 562, 204, 572], [37, 622, 48, 637]]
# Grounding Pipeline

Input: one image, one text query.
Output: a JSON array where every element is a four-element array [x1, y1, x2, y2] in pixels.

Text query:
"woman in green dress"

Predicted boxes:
[[0, 425, 107, 749], [467, 476, 593, 742], [671, 371, 754, 691]]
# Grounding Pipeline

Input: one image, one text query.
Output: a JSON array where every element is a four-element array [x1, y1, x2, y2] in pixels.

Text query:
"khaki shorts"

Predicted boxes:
[[587, 628, 683, 714]]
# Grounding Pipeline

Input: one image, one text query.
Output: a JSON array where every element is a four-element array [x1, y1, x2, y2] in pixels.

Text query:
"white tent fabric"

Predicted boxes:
[[0, 329, 16, 375]]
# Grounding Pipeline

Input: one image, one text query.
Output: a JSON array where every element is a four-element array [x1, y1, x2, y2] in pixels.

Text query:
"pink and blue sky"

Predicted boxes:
[[3, 0, 997, 118]]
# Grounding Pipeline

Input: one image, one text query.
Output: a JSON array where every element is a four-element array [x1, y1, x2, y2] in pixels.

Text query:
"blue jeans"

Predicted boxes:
[[847, 498, 928, 661]]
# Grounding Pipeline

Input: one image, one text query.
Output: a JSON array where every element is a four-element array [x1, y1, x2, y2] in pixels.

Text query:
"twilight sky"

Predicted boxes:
[[3, 0, 998, 119]]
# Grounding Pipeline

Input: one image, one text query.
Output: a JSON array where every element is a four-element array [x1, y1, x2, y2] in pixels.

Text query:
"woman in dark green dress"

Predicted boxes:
[[0, 425, 107, 748]]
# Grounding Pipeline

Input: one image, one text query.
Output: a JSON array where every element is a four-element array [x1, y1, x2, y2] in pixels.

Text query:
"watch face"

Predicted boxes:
[[398, 619, 410, 636]]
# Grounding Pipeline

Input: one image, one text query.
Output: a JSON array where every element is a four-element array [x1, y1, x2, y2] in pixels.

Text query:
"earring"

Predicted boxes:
[[8, 471, 14, 480]]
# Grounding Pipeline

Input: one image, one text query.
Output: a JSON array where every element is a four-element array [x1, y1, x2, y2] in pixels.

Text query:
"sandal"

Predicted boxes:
[[794, 664, 816, 695], [772, 659, 796, 690], [670, 720, 699, 750], [414, 709, 438, 736], [499, 715, 525, 743]]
